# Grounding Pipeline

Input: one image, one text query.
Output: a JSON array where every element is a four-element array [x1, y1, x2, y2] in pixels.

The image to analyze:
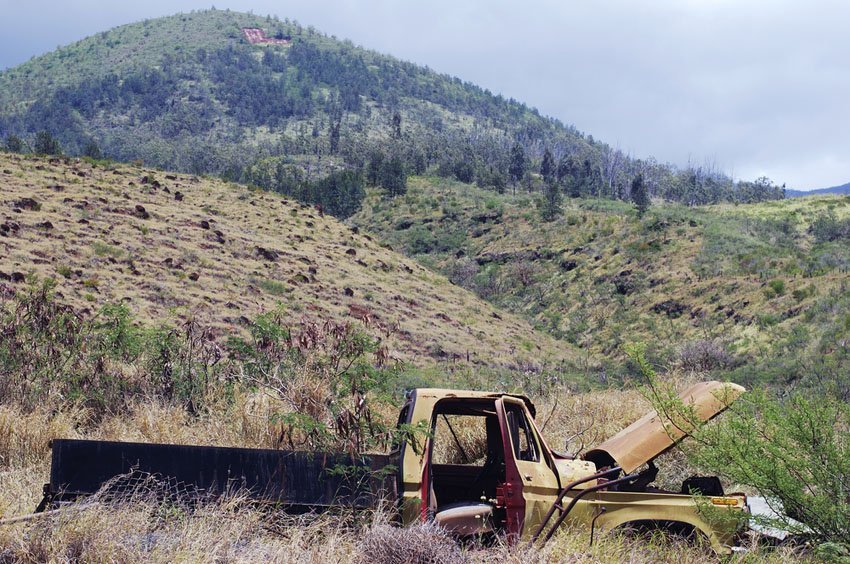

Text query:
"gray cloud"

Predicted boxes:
[[1, 0, 847, 189]]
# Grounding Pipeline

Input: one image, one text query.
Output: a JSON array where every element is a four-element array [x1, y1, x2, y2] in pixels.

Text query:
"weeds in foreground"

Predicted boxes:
[[0, 277, 401, 454], [0, 488, 809, 564]]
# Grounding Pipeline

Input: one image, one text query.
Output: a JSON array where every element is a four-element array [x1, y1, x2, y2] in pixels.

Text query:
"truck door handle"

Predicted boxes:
[[524, 475, 532, 481]]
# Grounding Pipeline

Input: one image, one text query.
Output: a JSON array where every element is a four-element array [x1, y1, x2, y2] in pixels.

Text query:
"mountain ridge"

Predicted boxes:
[[786, 181, 850, 198], [0, 9, 783, 215]]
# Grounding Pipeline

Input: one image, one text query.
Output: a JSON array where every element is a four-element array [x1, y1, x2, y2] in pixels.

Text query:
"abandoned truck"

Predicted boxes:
[[40, 381, 747, 553]]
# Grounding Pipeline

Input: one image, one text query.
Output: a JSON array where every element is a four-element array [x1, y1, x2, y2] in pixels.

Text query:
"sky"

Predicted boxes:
[[0, 0, 847, 190]]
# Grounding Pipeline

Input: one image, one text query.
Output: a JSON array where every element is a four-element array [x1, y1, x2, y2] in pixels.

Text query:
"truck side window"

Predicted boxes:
[[506, 404, 539, 462]]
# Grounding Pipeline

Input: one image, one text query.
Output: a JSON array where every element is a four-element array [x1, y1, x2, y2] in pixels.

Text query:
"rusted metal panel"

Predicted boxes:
[[47, 439, 394, 508], [583, 381, 745, 474]]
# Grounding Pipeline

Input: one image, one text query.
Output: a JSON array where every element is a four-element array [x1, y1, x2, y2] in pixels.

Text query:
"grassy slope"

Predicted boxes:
[[0, 152, 579, 369], [0, 157, 808, 558], [353, 176, 850, 367]]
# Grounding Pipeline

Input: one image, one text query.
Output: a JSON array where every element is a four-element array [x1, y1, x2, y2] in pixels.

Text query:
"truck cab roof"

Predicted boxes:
[[408, 388, 537, 417]]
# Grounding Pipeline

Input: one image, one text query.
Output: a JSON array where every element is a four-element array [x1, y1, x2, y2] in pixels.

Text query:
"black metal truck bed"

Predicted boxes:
[[41, 439, 395, 511]]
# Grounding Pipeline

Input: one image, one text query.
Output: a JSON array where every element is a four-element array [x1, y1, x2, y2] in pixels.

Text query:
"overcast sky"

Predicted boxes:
[[1, 0, 847, 189]]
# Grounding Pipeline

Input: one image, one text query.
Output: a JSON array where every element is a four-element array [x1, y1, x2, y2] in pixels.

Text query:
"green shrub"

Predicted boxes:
[[767, 279, 785, 296], [811, 212, 850, 243], [792, 284, 817, 302], [227, 313, 401, 454], [92, 241, 124, 258], [257, 278, 290, 296], [634, 346, 850, 548], [0, 277, 407, 441], [757, 313, 779, 327], [696, 392, 848, 547], [0, 278, 221, 416], [403, 225, 437, 254]]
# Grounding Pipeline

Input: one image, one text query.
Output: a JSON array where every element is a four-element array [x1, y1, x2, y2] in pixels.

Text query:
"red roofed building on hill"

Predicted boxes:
[[242, 28, 291, 45]]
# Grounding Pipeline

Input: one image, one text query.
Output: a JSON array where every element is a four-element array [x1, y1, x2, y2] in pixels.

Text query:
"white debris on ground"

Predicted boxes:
[[747, 496, 807, 541]]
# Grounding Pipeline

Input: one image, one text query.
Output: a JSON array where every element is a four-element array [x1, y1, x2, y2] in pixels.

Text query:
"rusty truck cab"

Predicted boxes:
[[396, 384, 749, 554], [396, 389, 595, 540]]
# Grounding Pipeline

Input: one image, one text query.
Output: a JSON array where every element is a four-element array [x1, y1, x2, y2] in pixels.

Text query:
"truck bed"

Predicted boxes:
[[41, 439, 395, 511]]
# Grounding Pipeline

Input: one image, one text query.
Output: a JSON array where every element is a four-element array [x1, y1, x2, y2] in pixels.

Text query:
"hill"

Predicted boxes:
[[352, 176, 850, 390], [0, 152, 581, 372], [786, 181, 850, 198], [0, 9, 781, 217]]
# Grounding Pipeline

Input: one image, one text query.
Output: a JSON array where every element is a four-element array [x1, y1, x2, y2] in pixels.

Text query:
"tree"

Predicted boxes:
[[581, 158, 601, 198], [82, 138, 102, 160], [540, 147, 556, 184], [490, 169, 507, 195], [556, 154, 573, 183], [558, 155, 581, 198], [391, 111, 402, 140], [33, 131, 61, 155], [4, 134, 24, 153], [631, 173, 650, 218], [453, 159, 475, 183], [305, 170, 365, 218], [328, 115, 342, 154], [366, 151, 384, 186], [380, 156, 407, 197], [540, 178, 562, 222], [508, 142, 527, 187]]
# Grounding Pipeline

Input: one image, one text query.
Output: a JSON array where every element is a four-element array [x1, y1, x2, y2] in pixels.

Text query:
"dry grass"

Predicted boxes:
[[0, 153, 577, 369], [0, 497, 808, 563], [0, 383, 813, 563], [536, 385, 651, 455], [0, 407, 84, 470]]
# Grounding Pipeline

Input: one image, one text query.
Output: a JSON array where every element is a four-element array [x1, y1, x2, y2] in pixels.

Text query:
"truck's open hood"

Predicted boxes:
[[583, 381, 745, 474]]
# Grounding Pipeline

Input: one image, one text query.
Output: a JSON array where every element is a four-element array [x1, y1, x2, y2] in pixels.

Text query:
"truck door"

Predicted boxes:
[[497, 397, 561, 539]]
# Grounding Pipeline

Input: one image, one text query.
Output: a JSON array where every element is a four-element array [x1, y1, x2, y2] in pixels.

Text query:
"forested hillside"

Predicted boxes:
[[1, 9, 783, 220]]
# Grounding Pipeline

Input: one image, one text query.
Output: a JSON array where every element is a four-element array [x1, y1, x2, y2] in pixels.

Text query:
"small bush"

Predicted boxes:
[[56, 265, 73, 278], [792, 284, 817, 302], [92, 241, 124, 258], [811, 212, 850, 243], [677, 340, 733, 372], [357, 523, 463, 564], [757, 313, 779, 327], [767, 279, 785, 296], [257, 278, 289, 296]]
